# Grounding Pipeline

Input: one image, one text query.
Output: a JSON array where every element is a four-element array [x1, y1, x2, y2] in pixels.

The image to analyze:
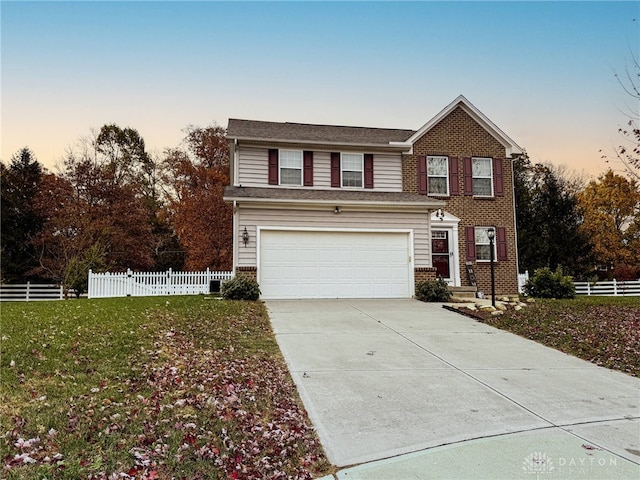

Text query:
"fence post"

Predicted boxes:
[[127, 269, 133, 297], [26, 281, 30, 302], [613, 278, 618, 296], [167, 268, 172, 295]]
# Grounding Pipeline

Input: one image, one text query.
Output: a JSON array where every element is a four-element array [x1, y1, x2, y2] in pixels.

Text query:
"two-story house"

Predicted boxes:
[[223, 95, 523, 299]]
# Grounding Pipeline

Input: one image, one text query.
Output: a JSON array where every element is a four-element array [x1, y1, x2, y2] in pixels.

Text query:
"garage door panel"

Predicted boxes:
[[260, 231, 411, 299]]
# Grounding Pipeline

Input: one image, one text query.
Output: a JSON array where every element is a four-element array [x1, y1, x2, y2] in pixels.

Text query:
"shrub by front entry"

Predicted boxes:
[[415, 278, 452, 302], [221, 275, 261, 301], [523, 266, 575, 299]]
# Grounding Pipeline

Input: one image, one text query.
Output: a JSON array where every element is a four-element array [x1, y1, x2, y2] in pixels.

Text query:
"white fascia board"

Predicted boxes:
[[231, 136, 411, 153], [407, 95, 524, 156], [225, 197, 445, 211]]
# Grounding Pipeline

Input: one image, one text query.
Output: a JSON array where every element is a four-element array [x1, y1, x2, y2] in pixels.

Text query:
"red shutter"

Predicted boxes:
[[303, 151, 313, 186], [417, 156, 428, 194], [463, 157, 473, 196], [330, 152, 340, 187], [493, 158, 504, 197], [364, 154, 374, 189], [268, 149, 278, 185], [449, 157, 459, 196], [497, 227, 508, 261], [465, 226, 476, 261]]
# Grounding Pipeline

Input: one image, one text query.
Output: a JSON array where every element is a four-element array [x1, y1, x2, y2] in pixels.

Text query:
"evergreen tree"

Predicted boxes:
[[514, 155, 593, 278], [0, 148, 44, 282]]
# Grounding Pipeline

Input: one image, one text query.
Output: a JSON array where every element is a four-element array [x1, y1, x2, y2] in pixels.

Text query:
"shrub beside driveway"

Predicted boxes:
[[1, 297, 330, 479], [471, 296, 640, 377]]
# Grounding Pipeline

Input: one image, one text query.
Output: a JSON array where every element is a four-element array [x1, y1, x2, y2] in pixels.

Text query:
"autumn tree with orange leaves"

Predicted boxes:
[[30, 126, 158, 294], [578, 170, 640, 279], [162, 124, 232, 271]]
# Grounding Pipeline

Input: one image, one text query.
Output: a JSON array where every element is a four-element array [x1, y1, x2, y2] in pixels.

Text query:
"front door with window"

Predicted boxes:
[[431, 230, 451, 282]]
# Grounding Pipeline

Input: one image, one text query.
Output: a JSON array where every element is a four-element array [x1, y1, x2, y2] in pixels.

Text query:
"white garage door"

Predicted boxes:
[[259, 230, 411, 299]]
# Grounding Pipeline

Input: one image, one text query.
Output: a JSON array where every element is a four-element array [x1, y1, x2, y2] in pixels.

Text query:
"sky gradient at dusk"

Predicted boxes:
[[2, 1, 638, 177]]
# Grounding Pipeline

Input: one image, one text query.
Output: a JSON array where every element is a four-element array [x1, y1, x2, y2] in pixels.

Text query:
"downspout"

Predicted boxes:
[[233, 139, 239, 186], [232, 200, 239, 274], [511, 153, 522, 285]]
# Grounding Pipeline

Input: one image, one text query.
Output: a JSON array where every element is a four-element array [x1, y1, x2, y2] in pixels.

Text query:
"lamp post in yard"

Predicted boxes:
[[487, 228, 496, 307]]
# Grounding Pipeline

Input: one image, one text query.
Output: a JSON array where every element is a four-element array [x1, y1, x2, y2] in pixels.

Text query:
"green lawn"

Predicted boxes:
[[478, 296, 640, 377], [1, 297, 330, 479]]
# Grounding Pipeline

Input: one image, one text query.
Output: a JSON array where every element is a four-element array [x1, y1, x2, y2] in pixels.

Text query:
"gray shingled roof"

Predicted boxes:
[[227, 119, 415, 146], [224, 186, 444, 206]]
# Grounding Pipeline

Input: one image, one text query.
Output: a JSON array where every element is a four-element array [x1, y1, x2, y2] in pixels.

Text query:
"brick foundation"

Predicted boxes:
[[414, 267, 438, 294], [235, 266, 257, 281]]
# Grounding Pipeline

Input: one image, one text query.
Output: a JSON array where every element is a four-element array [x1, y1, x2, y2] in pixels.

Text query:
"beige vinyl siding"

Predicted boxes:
[[237, 146, 268, 186], [237, 207, 430, 267], [236, 146, 403, 191], [313, 151, 331, 187], [372, 153, 403, 191]]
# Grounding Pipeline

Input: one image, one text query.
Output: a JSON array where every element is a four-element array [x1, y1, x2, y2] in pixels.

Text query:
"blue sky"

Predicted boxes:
[[2, 1, 638, 177]]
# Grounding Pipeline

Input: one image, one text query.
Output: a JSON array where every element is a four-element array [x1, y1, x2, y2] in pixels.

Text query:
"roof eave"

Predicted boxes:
[[228, 135, 413, 152], [223, 195, 445, 210]]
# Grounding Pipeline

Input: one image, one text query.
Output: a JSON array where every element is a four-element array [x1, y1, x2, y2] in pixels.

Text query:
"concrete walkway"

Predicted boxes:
[[266, 299, 640, 479]]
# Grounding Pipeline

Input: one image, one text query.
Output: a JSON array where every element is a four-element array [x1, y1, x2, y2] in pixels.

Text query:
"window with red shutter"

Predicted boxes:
[[268, 149, 278, 185], [465, 226, 476, 261], [303, 151, 313, 186], [463, 157, 473, 196], [330, 152, 340, 187], [496, 227, 508, 261], [364, 154, 374, 189], [418, 156, 428, 194], [449, 157, 459, 195], [493, 158, 504, 197]]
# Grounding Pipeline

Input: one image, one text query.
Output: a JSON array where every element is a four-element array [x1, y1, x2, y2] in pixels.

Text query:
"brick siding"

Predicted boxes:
[[403, 106, 519, 295]]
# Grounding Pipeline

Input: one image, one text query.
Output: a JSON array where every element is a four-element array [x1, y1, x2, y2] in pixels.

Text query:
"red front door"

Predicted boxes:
[[432, 230, 450, 280]]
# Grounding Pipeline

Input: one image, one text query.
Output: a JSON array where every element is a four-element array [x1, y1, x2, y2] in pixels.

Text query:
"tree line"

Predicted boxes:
[[2, 123, 639, 295], [1, 124, 232, 295], [514, 156, 639, 281]]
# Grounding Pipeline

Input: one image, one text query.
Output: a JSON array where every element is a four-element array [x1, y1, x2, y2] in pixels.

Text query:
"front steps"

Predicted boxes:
[[448, 286, 478, 301]]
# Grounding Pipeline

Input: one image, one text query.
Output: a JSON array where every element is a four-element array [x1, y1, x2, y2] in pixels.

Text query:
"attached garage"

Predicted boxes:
[[259, 229, 412, 299]]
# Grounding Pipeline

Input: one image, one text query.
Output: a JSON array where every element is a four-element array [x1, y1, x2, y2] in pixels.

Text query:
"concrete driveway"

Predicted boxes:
[[266, 299, 640, 479]]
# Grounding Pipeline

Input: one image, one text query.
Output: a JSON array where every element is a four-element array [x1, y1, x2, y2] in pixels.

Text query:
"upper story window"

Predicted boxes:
[[341, 153, 363, 188], [427, 156, 449, 195], [474, 226, 496, 261], [472, 157, 493, 196], [279, 150, 303, 186]]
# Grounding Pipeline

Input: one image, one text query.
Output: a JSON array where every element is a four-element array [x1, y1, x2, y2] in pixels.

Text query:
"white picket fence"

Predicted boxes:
[[574, 279, 640, 296], [0, 283, 64, 302], [517, 271, 529, 294], [88, 269, 234, 299]]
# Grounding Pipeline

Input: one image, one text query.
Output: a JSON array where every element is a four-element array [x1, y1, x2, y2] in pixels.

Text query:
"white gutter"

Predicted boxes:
[[229, 136, 412, 152], [224, 196, 444, 208]]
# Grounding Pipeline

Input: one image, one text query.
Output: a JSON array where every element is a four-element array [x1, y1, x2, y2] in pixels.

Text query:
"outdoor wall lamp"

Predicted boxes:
[[242, 227, 249, 247], [334, 206, 341, 214], [487, 227, 496, 307]]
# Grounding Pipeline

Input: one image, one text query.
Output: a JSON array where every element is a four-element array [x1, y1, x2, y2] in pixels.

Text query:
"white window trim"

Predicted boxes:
[[427, 155, 449, 196], [475, 226, 497, 262], [471, 157, 494, 197], [340, 152, 364, 188], [279, 150, 303, 186]]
